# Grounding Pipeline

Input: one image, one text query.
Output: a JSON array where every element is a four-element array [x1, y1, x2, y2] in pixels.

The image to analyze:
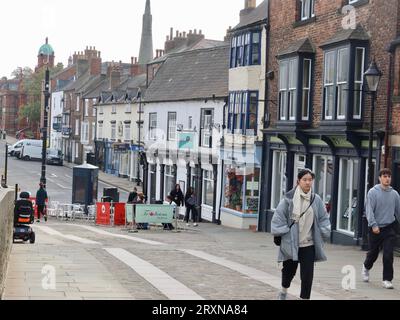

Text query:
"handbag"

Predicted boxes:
[[274, 194, 316, 246]]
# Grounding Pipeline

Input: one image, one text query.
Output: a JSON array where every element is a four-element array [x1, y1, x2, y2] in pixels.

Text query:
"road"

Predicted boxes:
[[0, 140, 128, 203]]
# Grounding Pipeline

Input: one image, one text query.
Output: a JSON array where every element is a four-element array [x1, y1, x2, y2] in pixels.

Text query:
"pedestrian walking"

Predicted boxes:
[[36, 182, 48, 223], [185, 187, 198, 227], [169, 184, 184, 207], [362, 168, 400, 289], [271, 169, 331, 300]]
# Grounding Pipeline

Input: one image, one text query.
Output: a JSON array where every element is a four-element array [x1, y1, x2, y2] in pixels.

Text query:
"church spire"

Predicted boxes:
[[138, 0, 154, 65]]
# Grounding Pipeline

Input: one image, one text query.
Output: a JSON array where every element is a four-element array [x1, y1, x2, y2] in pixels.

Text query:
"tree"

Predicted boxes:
[[18, 64, 63, 133], [11, 67, 33, 80]]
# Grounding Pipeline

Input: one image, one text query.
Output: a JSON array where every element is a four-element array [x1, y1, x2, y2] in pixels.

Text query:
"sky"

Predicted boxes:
[[0, 0, 247, 78]]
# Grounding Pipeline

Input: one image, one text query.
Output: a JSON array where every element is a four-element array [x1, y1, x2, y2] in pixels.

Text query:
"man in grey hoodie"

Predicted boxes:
[[362, 168, 400, 289]]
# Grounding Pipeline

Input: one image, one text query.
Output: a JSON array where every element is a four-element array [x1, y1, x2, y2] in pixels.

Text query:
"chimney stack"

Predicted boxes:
[[241, 0, 257, 22]]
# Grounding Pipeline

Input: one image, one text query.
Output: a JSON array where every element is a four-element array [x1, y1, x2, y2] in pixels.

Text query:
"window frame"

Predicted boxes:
[[167, 112, 177, 141], [200, 109, 214, 148], [202, 170, 214, 207], [227, 91, 258, 135], [230, 29, 262, 68], [149, 113, 157, 140], [300, 0, 315, 21]]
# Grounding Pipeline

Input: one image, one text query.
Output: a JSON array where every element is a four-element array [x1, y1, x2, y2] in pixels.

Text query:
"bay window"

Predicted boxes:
[[227, 91, 258, 135], [230, 30, 262, 68]]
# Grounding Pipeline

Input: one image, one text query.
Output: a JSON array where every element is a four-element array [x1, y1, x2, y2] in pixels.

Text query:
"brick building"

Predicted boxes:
[[258, 0, 400, 246]]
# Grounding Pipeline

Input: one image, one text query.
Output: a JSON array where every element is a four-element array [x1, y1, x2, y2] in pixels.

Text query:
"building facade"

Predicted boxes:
[[259, 0, 400, 246]]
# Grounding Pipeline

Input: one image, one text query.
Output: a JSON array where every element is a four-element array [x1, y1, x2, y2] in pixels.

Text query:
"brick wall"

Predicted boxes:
[[267, 0, 399, 130]]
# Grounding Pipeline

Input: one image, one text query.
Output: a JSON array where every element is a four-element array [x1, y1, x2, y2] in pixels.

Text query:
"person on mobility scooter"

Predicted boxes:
[[13, 191, 35, 244]]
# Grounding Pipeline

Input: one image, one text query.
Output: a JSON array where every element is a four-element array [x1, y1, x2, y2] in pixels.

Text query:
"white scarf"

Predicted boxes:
[[292, 187, 314, 248]]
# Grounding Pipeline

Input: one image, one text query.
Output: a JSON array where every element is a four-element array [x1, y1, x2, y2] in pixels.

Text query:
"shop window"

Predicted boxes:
[[203, 170, 214, 207], [313, 155, 333, 213], [164, 165, 175, 200], [337, 158, 359, 234], [271, 151, 287, 209]]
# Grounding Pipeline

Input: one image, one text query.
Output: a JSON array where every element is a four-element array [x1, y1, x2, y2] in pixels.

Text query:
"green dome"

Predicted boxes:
[[38, 38, 54, 56]]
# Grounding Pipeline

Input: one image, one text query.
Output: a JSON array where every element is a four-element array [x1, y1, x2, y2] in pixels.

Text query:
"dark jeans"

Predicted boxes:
[[364, 223, 396, 281], [282, 246, 315, 300], [37, 205, 46, 220], [185, 205, 198, 223]]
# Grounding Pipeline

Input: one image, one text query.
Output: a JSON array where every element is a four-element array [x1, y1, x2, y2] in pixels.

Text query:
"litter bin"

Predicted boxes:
[[101, 196, 113, 203]]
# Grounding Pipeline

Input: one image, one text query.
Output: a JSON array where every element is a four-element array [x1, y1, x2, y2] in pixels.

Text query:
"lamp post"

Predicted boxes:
[[361, 59, 382, 251], [136, 89, 143, 187], [40, 67, 50, 187]]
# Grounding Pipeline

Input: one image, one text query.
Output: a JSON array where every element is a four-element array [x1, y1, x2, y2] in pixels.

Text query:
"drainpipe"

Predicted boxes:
[[384, 51, 394, 168], [258, 0, 271, 232]]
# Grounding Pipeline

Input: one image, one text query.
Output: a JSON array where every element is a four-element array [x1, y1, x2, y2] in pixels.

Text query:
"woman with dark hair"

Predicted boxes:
[[185, 187, 198, 227], [271, 169, 331, 300], [170, 184, 184, 207]]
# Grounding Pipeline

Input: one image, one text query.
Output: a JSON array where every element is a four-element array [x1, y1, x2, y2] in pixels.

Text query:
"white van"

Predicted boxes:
[[17, 140, 43, 160], [7, 142, 22, 156]]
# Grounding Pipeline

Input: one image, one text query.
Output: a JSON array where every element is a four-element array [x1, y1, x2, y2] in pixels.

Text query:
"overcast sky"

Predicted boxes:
[[1, 0, 247, 78]]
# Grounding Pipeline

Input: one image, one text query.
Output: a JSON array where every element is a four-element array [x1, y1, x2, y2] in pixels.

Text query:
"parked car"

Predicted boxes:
[[46, 148, 63, 166]]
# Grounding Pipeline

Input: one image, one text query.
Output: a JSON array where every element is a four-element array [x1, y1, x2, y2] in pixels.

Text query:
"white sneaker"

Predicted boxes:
[[383, 281, 394, 289], [186, 223, 191, 227], [193, 223, 198, 227], [362, 265, 370, 282]]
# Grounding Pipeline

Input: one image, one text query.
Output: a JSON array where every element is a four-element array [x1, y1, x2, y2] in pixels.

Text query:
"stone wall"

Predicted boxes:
[[0, 188, 16, 299]]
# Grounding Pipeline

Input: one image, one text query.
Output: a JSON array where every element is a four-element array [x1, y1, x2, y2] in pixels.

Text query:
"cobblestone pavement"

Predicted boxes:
[[3, 219, 400, 300]]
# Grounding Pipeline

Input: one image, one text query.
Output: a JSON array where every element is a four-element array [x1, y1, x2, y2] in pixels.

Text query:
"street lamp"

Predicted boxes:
[[361, 59, 382, 250], [136, 89, 143, 187], [40, 67, 50, 187]]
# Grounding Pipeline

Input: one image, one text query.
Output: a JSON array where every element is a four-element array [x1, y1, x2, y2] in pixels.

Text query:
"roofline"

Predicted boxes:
[[230, 18, 268, 33], [143, 96, 229, 104]]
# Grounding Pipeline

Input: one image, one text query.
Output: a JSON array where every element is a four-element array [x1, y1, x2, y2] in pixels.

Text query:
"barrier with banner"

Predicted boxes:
[[126, 204, 135, 225], [96, 202, 111, 225], [113, 203, 126, 226], [135, 205, 174, 224]]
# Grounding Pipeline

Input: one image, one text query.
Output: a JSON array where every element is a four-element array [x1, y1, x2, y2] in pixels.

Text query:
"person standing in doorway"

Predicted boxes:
[[362, 168, 400, 289], [271, 169, 331, 300], [170, 184, 184, 207], [36, 182, 48, 223], [185, 187, 198, 227], [128, 187, 138, 204]]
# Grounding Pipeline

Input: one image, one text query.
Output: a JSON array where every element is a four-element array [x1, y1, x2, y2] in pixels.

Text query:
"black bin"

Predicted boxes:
[[103, 187, 119, 203], [72, 163, 99, 207]]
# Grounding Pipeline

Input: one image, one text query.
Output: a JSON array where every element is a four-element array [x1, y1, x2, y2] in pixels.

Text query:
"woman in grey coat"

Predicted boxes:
[[271, 169, 331, 300]]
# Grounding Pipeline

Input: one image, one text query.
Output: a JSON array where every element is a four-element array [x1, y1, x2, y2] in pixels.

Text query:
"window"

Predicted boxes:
[[279, 58, 298, 120], [76, 96, 80, 112], [230, 30, 261, 68], [99, 106, 104, 115], [92, 99, 97, 116], [337, 158, 359, 234], [203, 170, 214, 207], [112, 105, 116, 114], [92, 122, 95, 141], [125, 103, 132, 113], [164, 165, 175, 200], [271, 151, 287, 209], [84, 100, 89, 117], [228, 91, 258, 134], [201, 109, 213, 147], [98, 122, 103, 139], [313, 155, 333, 213], [324, 51, 336, 120], [124, 123, 131, 142], [300, 0, 315, 20], [323, 46, 365, 121], [188, 116, 193, 130], [354, 47, 365, 119], [111, 122, 116, 140], [167, 112, 177, 141], [302, 59, 312, 120], [75, 119, 80, 136], [81, 121, 89, 144], [149, 113, 157, 140]]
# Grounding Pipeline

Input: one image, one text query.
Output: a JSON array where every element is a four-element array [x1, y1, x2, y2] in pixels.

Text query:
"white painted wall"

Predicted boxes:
[[50, 91, 64, 150]]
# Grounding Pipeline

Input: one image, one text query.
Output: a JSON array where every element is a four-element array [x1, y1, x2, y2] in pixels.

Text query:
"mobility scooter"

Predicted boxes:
[[13, 191, 35, 244]]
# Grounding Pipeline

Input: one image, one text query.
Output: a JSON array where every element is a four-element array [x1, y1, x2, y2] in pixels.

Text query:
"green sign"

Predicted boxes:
[[135, 205, 174, 224], [178, 132, 195, 150], [126, 204, 135, 223]]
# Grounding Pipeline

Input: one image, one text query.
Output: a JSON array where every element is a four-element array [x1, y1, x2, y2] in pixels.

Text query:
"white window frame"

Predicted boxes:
[[336, 48, 349, 120], [167, 112, 177, 141], [337, 158, 359, 234], [92, 99, 97, 116], [98, 123, 103, 140], [164, 165, 174, 200], [288, 59, 298, 120], [301, 0, 315, 21], [202, 170, 214, 207], [271, 151, 287, 209], [81, 121, 89, 144], [149, 113, 157, 140], [324, 50, 336, 120], [84, 100, 89, 117], [201, 110, 213, 148], [111, 123, 116, 140], [349, 0, 359, 4], [112, 104, 117, 114], [75, 119, 80, 136], [124, 123, 131, 142], [302, 59, 312, 120], [279, 61, 289, 121], [354, 47, 365, 119], [76, 96, 80, 112]]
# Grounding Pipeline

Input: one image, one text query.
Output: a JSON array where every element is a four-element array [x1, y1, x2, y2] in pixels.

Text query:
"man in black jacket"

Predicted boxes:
[[36, 183, 48, 223]]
